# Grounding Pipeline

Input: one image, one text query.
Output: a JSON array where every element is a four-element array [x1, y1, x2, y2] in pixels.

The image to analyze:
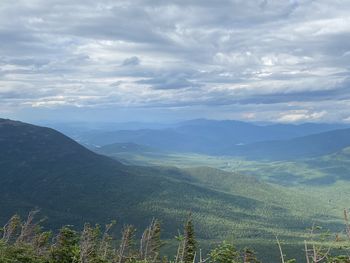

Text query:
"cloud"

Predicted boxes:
[[277, 110, 327, 123], [121, 56, 140, 66], [137, 73, 200, 90], [0, 0, 349, 122]]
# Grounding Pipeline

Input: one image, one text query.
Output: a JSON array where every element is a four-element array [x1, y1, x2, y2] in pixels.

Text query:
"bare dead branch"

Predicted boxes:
[[276, 236, 285, 263]]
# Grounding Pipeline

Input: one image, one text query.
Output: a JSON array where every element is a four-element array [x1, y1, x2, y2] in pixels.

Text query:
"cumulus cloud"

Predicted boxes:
[[0, 0, 349, 122]]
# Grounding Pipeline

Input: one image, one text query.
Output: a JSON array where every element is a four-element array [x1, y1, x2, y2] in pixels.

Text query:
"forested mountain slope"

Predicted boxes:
[[0, 119, 339, 240]]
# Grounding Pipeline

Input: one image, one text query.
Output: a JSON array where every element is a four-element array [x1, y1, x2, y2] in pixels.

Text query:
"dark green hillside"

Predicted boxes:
[[0, 119, 130, 225]]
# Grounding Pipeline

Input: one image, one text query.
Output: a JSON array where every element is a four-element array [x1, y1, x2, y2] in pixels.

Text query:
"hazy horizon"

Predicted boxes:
[[4, 116, 350, 128]]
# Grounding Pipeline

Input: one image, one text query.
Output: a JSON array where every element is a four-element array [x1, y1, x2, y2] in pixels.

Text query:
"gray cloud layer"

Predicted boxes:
[[1, 0, 350, 122]]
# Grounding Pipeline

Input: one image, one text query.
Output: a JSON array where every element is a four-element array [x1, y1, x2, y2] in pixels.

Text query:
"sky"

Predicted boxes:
[[0, 0, 350, 123]]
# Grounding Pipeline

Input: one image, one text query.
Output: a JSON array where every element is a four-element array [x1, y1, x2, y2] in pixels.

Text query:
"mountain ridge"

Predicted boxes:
[[73, 119, 349, 154], [229, 127, 350, 160]]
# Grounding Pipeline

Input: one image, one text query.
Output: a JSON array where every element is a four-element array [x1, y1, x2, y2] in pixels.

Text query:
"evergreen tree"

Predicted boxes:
[[182, 213, 197, 263], [80, 223, 105, 263], [50, 226, 80, 263], [209, 241, 240, 263], [243, 248, 260, 263], [140, 218, 162, 263], [117, 225, 136, 263]]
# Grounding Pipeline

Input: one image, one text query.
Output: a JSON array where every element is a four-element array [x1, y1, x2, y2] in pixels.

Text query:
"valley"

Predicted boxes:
[[2, 118, 350, 262]]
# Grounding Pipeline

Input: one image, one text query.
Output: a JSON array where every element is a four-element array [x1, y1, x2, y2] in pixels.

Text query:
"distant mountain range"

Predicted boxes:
[[229, 128, 350, 160], [75, 119, 350, 159]]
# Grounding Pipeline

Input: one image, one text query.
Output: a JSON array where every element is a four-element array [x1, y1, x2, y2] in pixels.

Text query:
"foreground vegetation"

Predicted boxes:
[[2, 211, 350, 263]]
